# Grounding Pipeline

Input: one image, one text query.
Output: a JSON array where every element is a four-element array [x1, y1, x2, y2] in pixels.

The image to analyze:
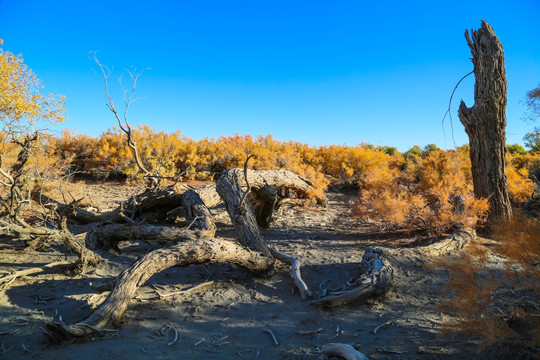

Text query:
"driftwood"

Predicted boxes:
[[0, 261, 73, 291], [86, 189, 216, 250], [43, 238, 273, 341], [0, 219, 101, 265], [312, 248, 393, 307], [43, 168, 388, 342], [321, 343, 370, 360], [416, 229, 476, 257]]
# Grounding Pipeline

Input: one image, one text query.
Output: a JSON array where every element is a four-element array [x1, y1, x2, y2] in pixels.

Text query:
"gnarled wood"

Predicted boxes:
[[43, 238, 273, 341], [417, 229, 476, 257], [216, 169, 273, 257], [458, 21, 512, 222], [270, 248, 312, 300], [85, 223, 195, 250], [312, 248, 393, 307]]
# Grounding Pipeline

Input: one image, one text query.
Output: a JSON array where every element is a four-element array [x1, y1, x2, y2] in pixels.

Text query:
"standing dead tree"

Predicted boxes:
[[90, 52, 159, 190], [458, 21, 512, 222]]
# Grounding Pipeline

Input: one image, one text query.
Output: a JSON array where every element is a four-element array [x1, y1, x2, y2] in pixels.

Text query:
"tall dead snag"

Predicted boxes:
[[458, 21, 512, 222]]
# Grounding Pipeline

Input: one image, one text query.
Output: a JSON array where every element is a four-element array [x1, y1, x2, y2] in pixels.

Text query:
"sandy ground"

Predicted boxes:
[[0, 183, 483, 359]]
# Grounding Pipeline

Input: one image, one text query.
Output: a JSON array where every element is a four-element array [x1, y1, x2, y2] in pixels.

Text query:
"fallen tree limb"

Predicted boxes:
[[43, 238, 272, 341], [269, 248, 312, 300], [85, 223, 196, 250], [216, 168, 273, 257], [86, 189, 215, 250], [0, 261, 73, 291], [0, 219, 101, 265], [311, 248, 393, 307], [321, 343, 369, 360], [416, 229, 476, 257]]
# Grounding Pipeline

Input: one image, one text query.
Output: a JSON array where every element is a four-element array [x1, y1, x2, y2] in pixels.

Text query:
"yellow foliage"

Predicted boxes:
[[0, 40, 66, 136], [353, 149, 489, 236]]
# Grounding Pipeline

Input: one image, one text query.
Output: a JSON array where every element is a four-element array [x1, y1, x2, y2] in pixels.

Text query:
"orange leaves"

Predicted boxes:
[[352, 148, 489, 236]]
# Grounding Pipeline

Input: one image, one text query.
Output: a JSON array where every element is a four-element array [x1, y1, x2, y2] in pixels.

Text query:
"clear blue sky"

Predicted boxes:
[[1, 0, 539, 151]]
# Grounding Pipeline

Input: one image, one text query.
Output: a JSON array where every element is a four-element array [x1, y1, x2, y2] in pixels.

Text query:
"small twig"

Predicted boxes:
[[263, 328, 279, 347], [194, 337, 205, 346], [442, 70, 474, 147], [373, 319, 397, 334], [239, 154, 255, 212], [296, 327, 324, 336], [167, 328, 179, 346], [21, 343, 31, 353], [156, 281, 214, 298]]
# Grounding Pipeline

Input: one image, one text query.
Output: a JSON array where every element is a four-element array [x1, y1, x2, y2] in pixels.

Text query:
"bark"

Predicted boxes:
[[417, 229, 476, 257], [43, 238, 273, 341], [44, 169, 326, 341], [311, 248, 393, 307], [458, 21, 512, 222], [85, 223, 195, 250], [216, 168, 273, 257], [86, 189, 216, 250]]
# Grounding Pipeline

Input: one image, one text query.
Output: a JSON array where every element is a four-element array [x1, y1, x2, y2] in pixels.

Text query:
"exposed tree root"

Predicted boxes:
[[0, 219, 101, 265], [43, 238, 272, 341], [311, 248, 393, 307]]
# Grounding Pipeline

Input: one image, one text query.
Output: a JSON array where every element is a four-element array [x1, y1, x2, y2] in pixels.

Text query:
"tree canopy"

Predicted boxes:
[[0, 39, 66, 138]]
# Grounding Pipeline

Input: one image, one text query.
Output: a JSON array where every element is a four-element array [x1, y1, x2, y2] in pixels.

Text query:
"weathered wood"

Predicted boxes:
[[180, 189, 216, 237], [312, 248, 393, 307], [85, 223, 195, 250], [417, 229, 476, 257], [216, 169, 273, 257], [86, 189, 216, 250], [43, 238, 273, 341], [270, 248, 312, 300], [0, 219, 101, 265], [321, 343, 370, 360], [458, 21, 512, 222]]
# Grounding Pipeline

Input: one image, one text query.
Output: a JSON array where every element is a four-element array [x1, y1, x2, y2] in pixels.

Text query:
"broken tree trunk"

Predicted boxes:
[[85, 189, 216, 250], [216, 168, 273, 257], [44, 168, 319, 341], [43, 238, 273, 341], [312, 248, 393, 307], [458, 21, 512, 222]]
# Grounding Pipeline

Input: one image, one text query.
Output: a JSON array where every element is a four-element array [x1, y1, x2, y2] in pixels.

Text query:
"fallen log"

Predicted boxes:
[[311, 248, 393, 307], [416, 229, 476, 257], [43, 238, 273, 341], [85, 189, 216, 250], [44, 168, 321, 341]]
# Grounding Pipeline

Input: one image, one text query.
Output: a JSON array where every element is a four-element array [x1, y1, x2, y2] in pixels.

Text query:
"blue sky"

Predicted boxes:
[[1, 0, 539, 151]]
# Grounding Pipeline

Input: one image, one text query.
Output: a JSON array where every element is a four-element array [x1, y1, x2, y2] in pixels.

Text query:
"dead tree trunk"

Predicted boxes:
[[458, 21, 512, 222], [43, 238, 273, 341]]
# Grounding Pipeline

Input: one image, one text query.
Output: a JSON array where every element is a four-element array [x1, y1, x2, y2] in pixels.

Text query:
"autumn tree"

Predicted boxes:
[[458, 21, 512, 222], [0, 40, 102, 264], [0, 39, 66, 137]]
